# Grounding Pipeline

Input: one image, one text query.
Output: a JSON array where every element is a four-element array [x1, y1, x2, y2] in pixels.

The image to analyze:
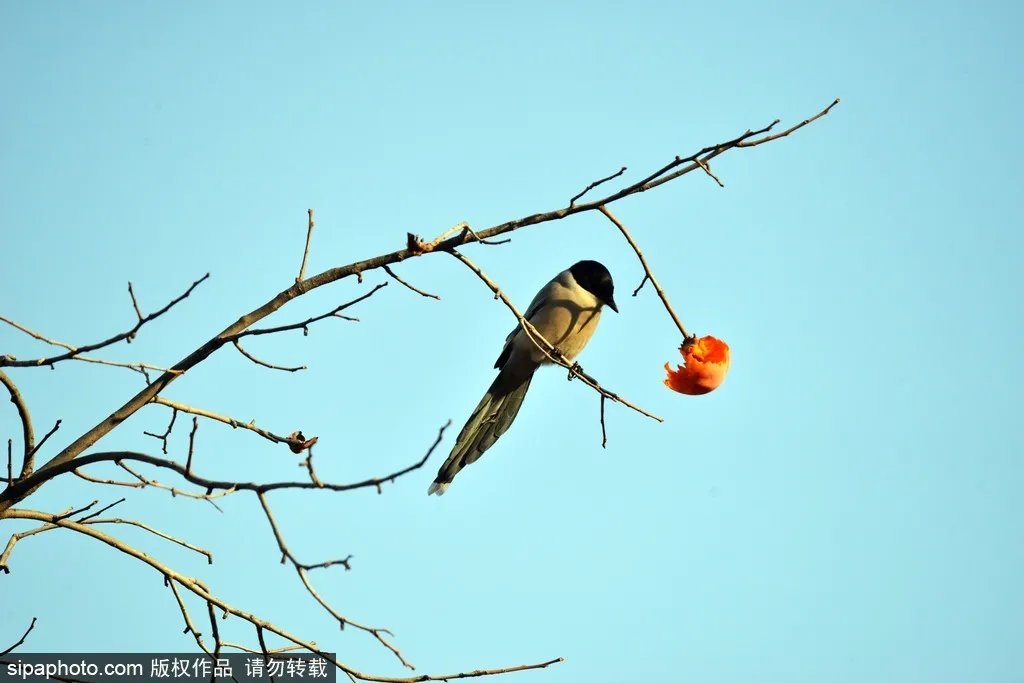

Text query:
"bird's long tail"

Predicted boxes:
[[428, 368, 534, 495]]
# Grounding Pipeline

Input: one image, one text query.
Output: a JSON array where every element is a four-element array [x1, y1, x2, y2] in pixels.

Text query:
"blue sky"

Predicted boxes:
[[1, 1, 1022, 682]]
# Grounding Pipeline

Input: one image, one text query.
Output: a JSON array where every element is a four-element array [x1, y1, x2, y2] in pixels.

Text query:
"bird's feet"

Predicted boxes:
[[567, 361, 583, 380]]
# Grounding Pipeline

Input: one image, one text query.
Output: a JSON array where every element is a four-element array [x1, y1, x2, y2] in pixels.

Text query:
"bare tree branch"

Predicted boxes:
[[1, 521, 59, 573], [0, 419, 561, 683], [298, 444, 324, 487], [206, 600, 224, 660], [143, 406, 178, 454], [76, 497, 125, 522], [54, 499, 99, 521], [221, 641, 304, 655], [65, 355, 182, 377], [237, 283, 388, 338], [151, 396, 306, 449], [1, 616, 37, 655], [737, 97, 840, 147], [1, 509, 211, 571], [598, 205, 692, 341], [87, 518, 213, 563], [69, 461, 230, 509], [257, 492, 410, 668], [410, 222, 511, 251], [167, 576, 210, 653], [458, 223, 511, 247], [72, 467, 146, 490], [0, 317, 75, 351], [382, 265, 441, 300], [25, 419, 62, 468], [569, 165, 627, 207], [297, 208, 316, 283], [233, 340, 307, 372], [0, 370, 34, 477], [694, 158, 724, 187], [126, 282, 145, 334], [115, 461, 231, 510], [185, 417, 199, 474], [7, 417, 449, 502], [0, 273, 209, 369], [599, 396, 608, 449]]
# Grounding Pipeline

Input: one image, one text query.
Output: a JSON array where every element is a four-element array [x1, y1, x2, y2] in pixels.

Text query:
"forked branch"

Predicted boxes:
[[0, 273, 209, 369], [0, 100, 838, 515]]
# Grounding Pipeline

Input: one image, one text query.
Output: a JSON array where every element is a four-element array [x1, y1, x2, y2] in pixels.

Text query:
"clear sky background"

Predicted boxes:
[[2, 2, 1022, 682]]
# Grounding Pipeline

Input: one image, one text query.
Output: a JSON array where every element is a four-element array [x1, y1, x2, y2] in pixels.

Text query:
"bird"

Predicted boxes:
[[428, 260, 618, 495]]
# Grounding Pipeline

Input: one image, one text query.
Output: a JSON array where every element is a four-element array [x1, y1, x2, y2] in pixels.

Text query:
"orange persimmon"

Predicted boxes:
[[664, 335, 730, 395]]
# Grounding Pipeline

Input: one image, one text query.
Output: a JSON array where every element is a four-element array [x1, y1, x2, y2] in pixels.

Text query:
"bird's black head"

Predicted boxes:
[[569, 260, 618, 312]]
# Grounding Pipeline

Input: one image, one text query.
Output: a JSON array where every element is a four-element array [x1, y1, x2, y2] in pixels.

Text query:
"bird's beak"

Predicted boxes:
[[606, 296, 619, 313]]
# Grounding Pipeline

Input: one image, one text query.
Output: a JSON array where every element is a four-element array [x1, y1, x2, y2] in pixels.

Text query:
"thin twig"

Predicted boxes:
[[256, 625, 271, 664], [1, 616, 37, 655], [570, 166, 627, 206], [233, 339, 307, 372], [115, 461, 231, 510], [0, 273, 209, 369], [72, 355, 181, 376], [0, 523, 59, 573], [620, 123, 778, 193], [54, 499, 98, 521], [207, 600, 223, 659], [299, 444, 323, 488], [0, 318, 75, 351], [76, 497, 125, 522], [0, 509, 212, 569], [186, 417, 198, 474], [143, 407, 178, 455], [86, 518, 213, 563], [0, 370, 34, 478], [631, 274, 650, 297], [11, 428, 450, 499], [26, 419, 61, 462], [222, 640, 303, 655], [257, 492, 353, 573], [737, 98, 841, 147], [238, 284, 387, 338], [151, 397, 301, 448], [694, 158, 724, 187], [598, 205, 692, 341], [167, 577, 207, 648], [127, 281, 145, 334], [599, 396, 608, 449], [458, 223, 511, 247], [72, 467, 145, 489], [382, 265, 441, 300], [296, 209, 316, 283]]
